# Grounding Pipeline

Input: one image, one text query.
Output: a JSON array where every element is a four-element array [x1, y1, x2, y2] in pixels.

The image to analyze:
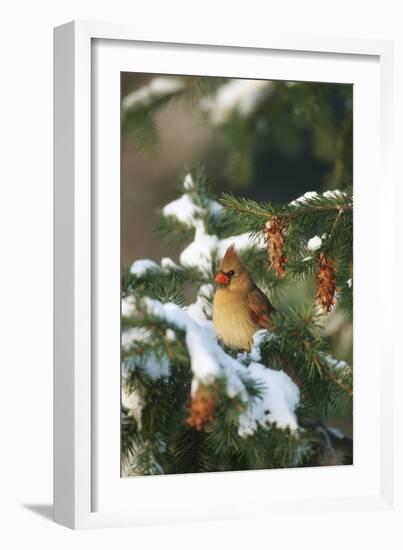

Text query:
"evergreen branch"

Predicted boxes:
[[121, 164, 353, 474], [221, 191, 353, 222], [321, 363, 353, 397]]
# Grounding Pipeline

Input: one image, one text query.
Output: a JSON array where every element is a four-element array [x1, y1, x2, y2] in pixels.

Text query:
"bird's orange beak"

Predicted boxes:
[[215, 271, 229, 285]]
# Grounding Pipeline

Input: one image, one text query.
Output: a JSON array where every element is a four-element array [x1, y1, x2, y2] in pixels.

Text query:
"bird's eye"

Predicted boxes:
[[227, 270, 235, 277]]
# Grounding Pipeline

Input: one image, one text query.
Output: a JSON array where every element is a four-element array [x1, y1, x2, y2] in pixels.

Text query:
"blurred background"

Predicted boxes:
[[121, 73, 353, 437]]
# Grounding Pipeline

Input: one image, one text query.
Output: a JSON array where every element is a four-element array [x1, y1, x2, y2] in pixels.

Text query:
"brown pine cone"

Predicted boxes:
[[316, 253, 336, 313], [265, 217, 287, 278], [186, 386, 215, 430]]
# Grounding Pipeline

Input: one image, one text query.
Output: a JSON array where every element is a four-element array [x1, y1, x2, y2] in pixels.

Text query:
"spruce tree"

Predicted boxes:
[[121, 168, 353, 475], [121, 75, 353, 475]]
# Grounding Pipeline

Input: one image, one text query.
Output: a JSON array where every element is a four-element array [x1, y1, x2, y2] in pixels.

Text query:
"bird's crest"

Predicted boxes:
[[223, 244, 237, 261], [219, 244, 243, 272]]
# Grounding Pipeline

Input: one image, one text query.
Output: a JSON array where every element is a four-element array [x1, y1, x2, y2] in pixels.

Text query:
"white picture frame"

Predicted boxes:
[[54, 20, 398, 530]]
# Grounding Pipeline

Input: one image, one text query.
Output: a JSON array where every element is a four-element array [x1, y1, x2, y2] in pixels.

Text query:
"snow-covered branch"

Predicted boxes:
[[122, 291, 300, 437]]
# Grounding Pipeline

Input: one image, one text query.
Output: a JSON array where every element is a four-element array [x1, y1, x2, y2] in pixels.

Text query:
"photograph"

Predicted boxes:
[[120, 73, 353, 476]]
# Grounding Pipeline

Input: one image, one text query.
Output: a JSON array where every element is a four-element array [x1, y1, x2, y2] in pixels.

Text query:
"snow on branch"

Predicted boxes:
[[238, 364, 299, 436], [289, 189, 351, 209], [162, 185, 223, 227], [289, 191, 319, 206], [123, 291, 300, 437], [122, 77, 185, 111], [159, 173, 265, 275], [319, 352, 353, 397], [130, 259, 162, 278], [179, 220, 264, 275], [200, 79, 274, 124], [307, 235, 323, 251]]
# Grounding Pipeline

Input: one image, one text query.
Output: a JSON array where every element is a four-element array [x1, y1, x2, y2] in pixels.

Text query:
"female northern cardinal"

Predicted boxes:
[[212, 245, 275, 351]]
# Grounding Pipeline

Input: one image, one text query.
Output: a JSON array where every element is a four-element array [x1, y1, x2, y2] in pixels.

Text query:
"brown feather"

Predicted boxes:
[[223, 244, 237, 262], [248, 287, 275, 330]]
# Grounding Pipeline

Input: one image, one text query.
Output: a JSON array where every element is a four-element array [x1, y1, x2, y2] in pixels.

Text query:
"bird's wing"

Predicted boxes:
[[247, 287, 275, 330]]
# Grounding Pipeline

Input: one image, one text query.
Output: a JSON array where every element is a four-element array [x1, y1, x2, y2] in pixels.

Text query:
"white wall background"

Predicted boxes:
[[0, 1, 401, 548]]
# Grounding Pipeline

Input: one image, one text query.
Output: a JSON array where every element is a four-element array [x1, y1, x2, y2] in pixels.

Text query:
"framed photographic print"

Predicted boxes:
[[54, 21, 397, 529]]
